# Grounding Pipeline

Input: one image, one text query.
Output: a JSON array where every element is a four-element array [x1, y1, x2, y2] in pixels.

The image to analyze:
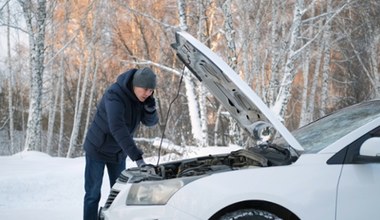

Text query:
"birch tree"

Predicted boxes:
[[196, 0, 210, 147], [57, 0, 72, 157], [362, 2, 380, 98], [45, 14, 59, 155], [46, 72, 59, 154], [6, 1, 15, 153], [319, 0, 332, 117], [299, 4, 318, 127], [271, 0, 304, 119], [250, 0, 265, 93], [19, 0, 47, 152], [176, 0, 204, 146], [67, 6, 97, 157], [220, 0, 243, 146], [267, 0, 285, 106]]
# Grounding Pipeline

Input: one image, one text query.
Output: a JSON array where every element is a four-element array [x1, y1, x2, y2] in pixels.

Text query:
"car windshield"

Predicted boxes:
[[274, 100, 380, 153]]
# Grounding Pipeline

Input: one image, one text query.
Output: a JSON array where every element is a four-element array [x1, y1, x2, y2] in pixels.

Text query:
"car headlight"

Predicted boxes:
[[126, 176, 200, 205]]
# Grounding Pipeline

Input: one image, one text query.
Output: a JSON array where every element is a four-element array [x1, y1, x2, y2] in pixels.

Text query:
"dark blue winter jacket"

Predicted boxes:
[[83, 69, 158, 163]]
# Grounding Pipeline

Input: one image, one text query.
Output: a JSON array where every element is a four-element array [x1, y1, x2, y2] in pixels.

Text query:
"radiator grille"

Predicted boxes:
[[104, 189, 120, 209], [117, 172, 129, 183]]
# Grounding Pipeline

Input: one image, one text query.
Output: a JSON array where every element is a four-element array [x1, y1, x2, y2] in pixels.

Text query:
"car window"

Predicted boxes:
[[275, 100, 380, 153]]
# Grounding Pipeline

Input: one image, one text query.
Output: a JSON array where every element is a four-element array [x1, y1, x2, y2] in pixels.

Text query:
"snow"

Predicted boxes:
[[0, 145, 242, 220]]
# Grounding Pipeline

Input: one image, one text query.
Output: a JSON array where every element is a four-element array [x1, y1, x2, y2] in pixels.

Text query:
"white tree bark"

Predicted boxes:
[[57, 0, 72, 157], [272, 0, 304, 119], [238, 0, 251, 84], [66, 54, 83, 157], [267, 0, 283, 105], [46, 21, 59, 155], [7, 2, 15, 153], [83, 61, 99, 144], [372, 32, 380, 97], [319, 0, 332, 117], [196, 0, 210, 147], [214, 105, 223, 145], [299, 4, 316, 127], [221, 0, 243, 146], [46, 76, 59, 154], [363, 5, 380, 98], [184, 76, 203, 144], [67, 23, 96, 157], [177, 0, 187, 32], [177, 0, 204, 146], [57, 57, 65, 157], [251, 1, 264, 93], [20, 0, 47, 152]]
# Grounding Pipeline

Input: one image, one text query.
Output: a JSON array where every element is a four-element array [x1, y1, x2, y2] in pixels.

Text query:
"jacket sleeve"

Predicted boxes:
[[141, 95, 159, 126], [104, 90, 143, 161], [141, 108, 159, 127]]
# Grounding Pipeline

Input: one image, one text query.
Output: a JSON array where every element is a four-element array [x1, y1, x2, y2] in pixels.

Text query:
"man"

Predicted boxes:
[[83, 67, 159, 220]]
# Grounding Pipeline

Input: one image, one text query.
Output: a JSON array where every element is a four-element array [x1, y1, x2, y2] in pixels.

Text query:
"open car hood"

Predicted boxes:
[[171, 31, 303, 152]]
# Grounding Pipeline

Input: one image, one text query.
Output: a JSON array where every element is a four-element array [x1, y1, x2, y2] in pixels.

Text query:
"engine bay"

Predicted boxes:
[[120, 145, 295, 184]]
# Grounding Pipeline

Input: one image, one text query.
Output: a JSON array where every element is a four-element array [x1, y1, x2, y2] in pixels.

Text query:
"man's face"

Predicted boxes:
[[133, 86, 154, 102]]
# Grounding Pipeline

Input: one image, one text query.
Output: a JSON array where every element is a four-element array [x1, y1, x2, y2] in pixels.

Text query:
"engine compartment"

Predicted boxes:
[[120, 146, 295, 183], [158, 149, 268, 179]]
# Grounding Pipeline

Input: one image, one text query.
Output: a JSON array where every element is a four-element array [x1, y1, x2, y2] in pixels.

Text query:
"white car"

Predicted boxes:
[[99, 31, 380, 220]]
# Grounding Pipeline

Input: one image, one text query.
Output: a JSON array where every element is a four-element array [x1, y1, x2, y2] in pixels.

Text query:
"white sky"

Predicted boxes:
[[0, 145, 242, 220]]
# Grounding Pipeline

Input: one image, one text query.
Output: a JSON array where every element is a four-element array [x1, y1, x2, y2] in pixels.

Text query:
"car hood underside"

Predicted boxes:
[[171, 31, 303, 152]]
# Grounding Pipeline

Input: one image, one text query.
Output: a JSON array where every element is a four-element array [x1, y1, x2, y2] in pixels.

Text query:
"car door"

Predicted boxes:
[[336, 128, 380, 220]]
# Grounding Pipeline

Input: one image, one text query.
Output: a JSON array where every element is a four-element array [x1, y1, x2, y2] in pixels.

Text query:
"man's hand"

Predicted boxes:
[[144, 95, 156, 113], [136, 158, 156, 175], [136, 158, 146, 167], [140, 164, 156, 175]]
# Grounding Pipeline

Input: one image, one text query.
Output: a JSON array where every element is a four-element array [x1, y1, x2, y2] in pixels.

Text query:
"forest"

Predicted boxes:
[[0, 0, 379, 158]]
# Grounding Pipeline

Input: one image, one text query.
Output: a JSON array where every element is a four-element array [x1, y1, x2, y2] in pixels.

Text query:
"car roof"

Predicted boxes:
[[171, 31, 304, 152]]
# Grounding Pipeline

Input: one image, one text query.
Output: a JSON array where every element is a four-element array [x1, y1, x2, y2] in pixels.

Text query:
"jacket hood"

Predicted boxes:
[[116, 69, 140, 103]]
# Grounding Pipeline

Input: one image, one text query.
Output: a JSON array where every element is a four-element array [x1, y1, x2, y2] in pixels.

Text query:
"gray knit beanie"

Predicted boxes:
[[132, 67, 157, 89]]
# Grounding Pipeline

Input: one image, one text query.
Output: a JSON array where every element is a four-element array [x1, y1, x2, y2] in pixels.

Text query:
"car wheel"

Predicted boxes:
[[219, 208, 282, 220]]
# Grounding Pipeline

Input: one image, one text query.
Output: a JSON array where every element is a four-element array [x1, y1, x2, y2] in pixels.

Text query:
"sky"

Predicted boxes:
[[0, 145, 242, 220]]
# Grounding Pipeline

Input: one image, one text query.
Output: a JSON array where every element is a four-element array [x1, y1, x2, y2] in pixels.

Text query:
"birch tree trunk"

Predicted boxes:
[[57, 58, 65, 157], [363, 4, 380, 98], [57, 0, 72, 157], [267, 0, 283, 105], [272, 0, 304, 119], [299, 4, 316, 127], [319, 0, 332, 117], [251, 0, 264, 92], [196, 0, 210, 147], [299, 48, 311, 127], [46, 22, 59, 155], [46, 76, 59, 155], [214, 105, 223, 145], [7, 2, 15, 153], [177, 0, 204, 146], [221, 0, 243, 146], [371, 31, 380, 97], [83, 61, 99, 144], [67, 20, 96, 157], [238, 0, 252, 84], [66, 54, 83, 157], [20, 0, 47, 152]]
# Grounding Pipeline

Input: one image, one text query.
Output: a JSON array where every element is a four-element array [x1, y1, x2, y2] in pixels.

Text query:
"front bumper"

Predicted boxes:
[[99, 203, 201, 220]]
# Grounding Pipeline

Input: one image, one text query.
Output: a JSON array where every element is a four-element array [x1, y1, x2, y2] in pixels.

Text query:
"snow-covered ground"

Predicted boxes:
[[0, 145, 242, 220]]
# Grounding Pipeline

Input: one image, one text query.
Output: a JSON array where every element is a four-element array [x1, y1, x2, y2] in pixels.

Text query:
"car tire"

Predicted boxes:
[[219, 208, 282, 220]]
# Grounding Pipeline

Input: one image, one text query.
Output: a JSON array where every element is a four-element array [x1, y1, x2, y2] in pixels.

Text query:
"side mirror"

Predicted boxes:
[[356, 137, 380, 163], [360, 138, 380, 157]]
